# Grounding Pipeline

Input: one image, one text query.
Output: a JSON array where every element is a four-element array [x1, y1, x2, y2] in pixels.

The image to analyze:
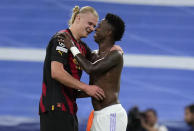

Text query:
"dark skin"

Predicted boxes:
[[58, 19, 123, 110]]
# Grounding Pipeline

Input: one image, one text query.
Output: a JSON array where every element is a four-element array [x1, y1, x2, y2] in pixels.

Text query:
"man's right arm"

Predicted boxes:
[[51, 61, 85, 90], [50, 34, 105, 100]]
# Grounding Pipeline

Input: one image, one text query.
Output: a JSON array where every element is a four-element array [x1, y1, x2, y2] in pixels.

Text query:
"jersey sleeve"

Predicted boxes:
[[82, 42, 93, 61], [50, 37, 69, 65]]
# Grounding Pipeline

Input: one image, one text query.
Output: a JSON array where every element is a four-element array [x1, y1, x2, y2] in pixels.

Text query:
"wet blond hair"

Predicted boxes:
[[68, 6, 99, 26]]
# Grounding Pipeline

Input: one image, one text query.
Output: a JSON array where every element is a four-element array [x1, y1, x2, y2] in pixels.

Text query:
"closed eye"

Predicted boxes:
[[88, 22, 96, 28]]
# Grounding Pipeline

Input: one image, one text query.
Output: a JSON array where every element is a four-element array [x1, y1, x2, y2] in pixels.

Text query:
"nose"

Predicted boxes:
[[90, 25, 95, 32]]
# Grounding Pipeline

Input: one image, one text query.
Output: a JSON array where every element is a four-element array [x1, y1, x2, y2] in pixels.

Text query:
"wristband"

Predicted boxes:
[[70, 46, 80, 57]]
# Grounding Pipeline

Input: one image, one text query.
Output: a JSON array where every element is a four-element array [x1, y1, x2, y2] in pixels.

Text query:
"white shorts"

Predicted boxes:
[[91, 104, 128, 131]]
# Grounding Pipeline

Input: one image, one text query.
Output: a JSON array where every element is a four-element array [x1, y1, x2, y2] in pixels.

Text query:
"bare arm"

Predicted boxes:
[[74, 50, 123, 75], [51, 61, 104, 100], [57, 33, 123, 75], [51, 61, 86, 90]]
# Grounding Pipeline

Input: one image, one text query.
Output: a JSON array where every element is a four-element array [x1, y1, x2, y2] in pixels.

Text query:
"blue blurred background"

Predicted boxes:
[[0, 0, 194, 130]]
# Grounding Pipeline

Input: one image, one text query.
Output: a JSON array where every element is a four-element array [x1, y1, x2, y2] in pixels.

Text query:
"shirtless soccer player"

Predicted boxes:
[[58, 13, 127, 131]]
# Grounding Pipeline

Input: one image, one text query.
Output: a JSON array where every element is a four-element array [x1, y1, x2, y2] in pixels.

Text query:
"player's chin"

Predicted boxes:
[[83, 32, 90, 38], [82, 35, 87, 38], [81, 34, 88, 38]]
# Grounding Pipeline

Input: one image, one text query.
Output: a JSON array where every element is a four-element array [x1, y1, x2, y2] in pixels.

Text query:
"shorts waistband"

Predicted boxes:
[[94, 104, 123, 115]]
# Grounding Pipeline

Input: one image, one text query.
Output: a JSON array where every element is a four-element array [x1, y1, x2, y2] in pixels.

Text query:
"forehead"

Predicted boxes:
[[81, 12, 98, 24], [99, 19, 112, 29], [99, 19, 108, 25]]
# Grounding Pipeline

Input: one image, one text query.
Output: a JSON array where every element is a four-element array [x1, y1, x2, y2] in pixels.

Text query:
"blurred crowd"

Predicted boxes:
[[126, 104, 194, 131]]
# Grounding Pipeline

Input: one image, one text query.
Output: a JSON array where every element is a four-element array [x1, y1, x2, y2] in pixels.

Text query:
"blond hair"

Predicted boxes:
[[68, 6, 99, 26]]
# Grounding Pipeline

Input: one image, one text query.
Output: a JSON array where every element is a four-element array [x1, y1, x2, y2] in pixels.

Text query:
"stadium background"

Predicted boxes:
[[0, 0, 194, 130]]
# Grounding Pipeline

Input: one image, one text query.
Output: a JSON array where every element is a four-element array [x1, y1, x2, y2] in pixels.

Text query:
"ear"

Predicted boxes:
[[106, 30, 113, 38], [75, 14, 81, 23]]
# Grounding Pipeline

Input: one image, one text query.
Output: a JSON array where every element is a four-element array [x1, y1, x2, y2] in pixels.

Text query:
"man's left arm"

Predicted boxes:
[[72, 50, 123, 75]]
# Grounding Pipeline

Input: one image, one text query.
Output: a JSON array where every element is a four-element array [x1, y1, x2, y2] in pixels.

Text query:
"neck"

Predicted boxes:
[[69, 25, 80, 41], [98, 40, 114, 56]]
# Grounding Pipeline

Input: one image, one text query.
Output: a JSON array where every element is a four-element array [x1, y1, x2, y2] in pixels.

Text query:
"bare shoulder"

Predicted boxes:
[[109, 45, 123, 58], [108, 49, 123, 64], [109, 50, 123, 58], [110, 45, 124, 54]]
